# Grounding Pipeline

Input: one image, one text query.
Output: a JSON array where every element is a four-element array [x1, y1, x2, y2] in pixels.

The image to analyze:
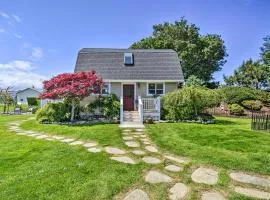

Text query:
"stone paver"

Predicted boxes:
[[36, 135, 49, 139], [125, 141, 140, 148], [70, 140, 84, 145], [87, 147, 102, 153], [230, 172, 270, 187], [165, 165, 182, 172], [61, 138, 75, 143], [169, 183, 189, 200], [132, 150, 146, 155], [164, 154, 190, 164], [123, 189, 149, 200], [140, 135, 147, 138], [16, 132, 28, 136], [123, 129, 132, 132], [123, 136, 133, 141], [83, 142, 97, 148], [136, 129, 144, 132], [145, 170, 173, 184], [143, 141, 151, 145], [201, 191, 226, 200], [234, 186, 270, 199], [110, 156, 136, 164], [105, 147, 126, 155], [142, 156, 161, 164], [52, 135, 65, 140], [191, 167, 218, 185], [145, 146, 158, 153], [133, 135, 140, 138], [133, 132, 143, 135], [28, 133, 41, 137]]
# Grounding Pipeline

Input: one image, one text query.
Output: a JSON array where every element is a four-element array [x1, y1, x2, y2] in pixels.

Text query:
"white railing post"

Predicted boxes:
[[120, 96, 123, 124], [156, 97, 161, 120], [138, 96, 143, 123]]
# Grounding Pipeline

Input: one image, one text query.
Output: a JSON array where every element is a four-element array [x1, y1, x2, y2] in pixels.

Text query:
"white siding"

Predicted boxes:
[[16, 89, 41, 105]]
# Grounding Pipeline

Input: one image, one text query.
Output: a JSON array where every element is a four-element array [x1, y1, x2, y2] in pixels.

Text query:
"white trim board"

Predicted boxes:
[[104, 79, 183, 83]]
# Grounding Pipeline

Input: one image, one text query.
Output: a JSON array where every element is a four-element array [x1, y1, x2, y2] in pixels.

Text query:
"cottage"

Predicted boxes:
[[16, 88, 41, 105], [75, 48, 184, 127]]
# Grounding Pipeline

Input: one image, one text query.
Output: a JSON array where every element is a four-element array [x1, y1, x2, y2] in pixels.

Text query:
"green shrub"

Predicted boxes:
[[217, 86, 257, 104], [85, 94, 120, 119], [228, 104, 245, 115], [162, 86, 220, 120], [36, 102, 70, 123], [241, 100, 263, 111], [27, 97, 39, 106]]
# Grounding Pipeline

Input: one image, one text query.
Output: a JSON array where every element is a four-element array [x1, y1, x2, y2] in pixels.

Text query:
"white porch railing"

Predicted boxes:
[[120, 96, 123, 123], [138, 96, 143, 123], [142, 97, 160, 111]]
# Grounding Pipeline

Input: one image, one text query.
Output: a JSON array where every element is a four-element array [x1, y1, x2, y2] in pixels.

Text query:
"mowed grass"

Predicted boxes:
[[146, 117, 270, 175], [20, 119, 124, 147], [0, 115, 145, 200]]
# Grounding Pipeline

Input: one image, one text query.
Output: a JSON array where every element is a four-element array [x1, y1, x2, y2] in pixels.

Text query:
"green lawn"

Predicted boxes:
[[0, 115, 145, 200], [20, 119, 124, 147], [146, 117, 270, 175]]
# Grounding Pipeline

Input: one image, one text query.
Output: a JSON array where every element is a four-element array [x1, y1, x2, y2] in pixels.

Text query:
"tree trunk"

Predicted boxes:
[[71, 100, 75, 122]]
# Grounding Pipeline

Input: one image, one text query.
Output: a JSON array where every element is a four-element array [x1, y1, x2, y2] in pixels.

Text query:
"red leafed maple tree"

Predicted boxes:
[[40, 71, 103, 121]]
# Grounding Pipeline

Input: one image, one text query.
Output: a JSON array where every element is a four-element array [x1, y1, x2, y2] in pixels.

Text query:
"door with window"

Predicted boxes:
[[123, 84, 134, 111]]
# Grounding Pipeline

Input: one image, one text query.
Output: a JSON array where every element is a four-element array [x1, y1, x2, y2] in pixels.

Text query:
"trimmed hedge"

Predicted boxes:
[[241, 100, 263, 111], [228, 104, 245, 116]]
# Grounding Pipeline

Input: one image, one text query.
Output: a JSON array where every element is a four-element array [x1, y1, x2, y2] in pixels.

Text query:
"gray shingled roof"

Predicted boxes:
[[74, 48, 184, 82]]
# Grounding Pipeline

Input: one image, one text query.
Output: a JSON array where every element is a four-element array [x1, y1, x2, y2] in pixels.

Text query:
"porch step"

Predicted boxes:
[[123, 111, 142, 123]]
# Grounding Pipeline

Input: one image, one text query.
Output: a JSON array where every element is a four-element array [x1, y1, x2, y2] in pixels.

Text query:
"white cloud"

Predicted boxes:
[[31, 47, 43, 59], [0, 28, 6, 33], [13, 33, 22, 39], [0, 12, 10, 19], [0, 60, 46, 90], [12, 14, 21, 22], [0, 60, 33, 71]]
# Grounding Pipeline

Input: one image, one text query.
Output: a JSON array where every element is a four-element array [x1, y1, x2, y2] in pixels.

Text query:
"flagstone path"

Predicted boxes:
[[7, 121, 270, 200]]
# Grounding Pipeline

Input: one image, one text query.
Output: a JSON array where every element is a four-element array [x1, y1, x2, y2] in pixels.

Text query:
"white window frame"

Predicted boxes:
[[93, 82, 111, 96], [147, 83, 165, 96]]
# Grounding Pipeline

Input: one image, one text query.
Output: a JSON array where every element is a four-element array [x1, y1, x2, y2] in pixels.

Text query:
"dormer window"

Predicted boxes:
[[124, 53, 133, 65]]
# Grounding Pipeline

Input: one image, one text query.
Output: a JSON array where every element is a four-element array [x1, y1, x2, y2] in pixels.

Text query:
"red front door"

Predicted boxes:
[[123, 84, 134, 111]]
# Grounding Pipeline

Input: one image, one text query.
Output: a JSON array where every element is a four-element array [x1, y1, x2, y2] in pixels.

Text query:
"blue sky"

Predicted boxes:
[[0, 0, 269, 89]]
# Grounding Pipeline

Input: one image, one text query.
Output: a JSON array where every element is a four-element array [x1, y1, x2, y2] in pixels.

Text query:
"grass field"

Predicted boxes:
[[146, 117, 270, 175], [0, 115, 145, 200]]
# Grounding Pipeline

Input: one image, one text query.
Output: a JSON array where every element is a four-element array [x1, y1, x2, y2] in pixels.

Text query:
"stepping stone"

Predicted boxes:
[[136, 129, 144, 132], [83, 142, 97, 148], [142, 156, 161, 164], [165, 165, 182, 172], [123, 132, 130, 136], [201, 191, 226, 200], [133, 135, 140, 138], [36, 135, 49, 139], [234, 186, 270, 199], [105, 147, 126, 155], [70, 140, 84, 145], [140, 135, 147, 138], [110, 156, 136, 164], [125, 141, 140, 148], [169, 183, 189, 200], [164, 154, 190, 164], [123, 189, 149, 200], [140, 138, 150, 142], [191, 167, 218, 185], [123, 129, 132, 132], [45, 138, 55, 141], [87, 147, 102, 153], [143, 141, 151, 145], [133, 132, 143, 135], [132, 150, 146, 155], [145, 170, 172, 184], [28, 133, 41, 137], [52, 136, 65, 140], [25, 130, 35, 134], [145, 146, 158, 153], [16, 132, 28, 136], [123, 136, 133, 141], [230, 172, 270, 187], [61, 138, 75, 143]]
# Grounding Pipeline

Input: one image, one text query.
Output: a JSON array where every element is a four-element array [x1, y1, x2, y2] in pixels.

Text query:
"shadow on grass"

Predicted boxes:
[[214, 119, 238, 125]]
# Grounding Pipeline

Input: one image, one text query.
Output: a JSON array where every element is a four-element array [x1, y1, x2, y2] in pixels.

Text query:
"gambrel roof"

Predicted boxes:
[[74, 48, 184, 82]]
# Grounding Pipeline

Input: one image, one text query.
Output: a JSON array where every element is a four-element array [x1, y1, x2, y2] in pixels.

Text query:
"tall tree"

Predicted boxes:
[[260, 35, 270, 65], [223, 59, 269, 90], [130, 18, 227, 82], [40, 71, 103, 121]]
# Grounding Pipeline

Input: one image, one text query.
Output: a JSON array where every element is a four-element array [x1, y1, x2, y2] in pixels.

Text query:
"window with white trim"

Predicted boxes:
[[101, 83, 111, 95], [147, 83, 164, 95]]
